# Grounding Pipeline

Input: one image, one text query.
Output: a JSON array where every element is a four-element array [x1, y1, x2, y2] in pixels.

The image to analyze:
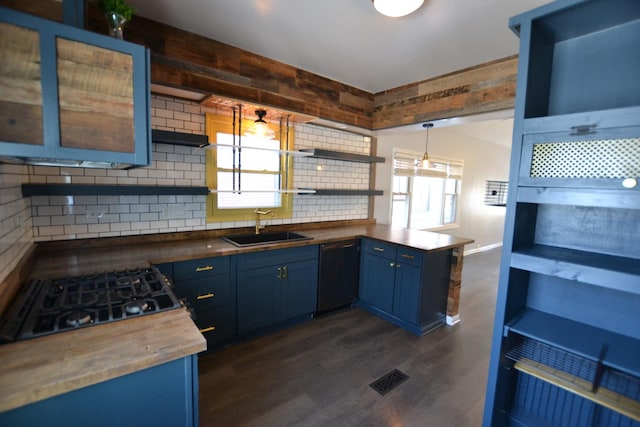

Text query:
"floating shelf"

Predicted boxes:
[[297, 188, 383, 196], [511, 244, 640, 294], [151, 129, 209, 148], [21, 184, 209, 197], [299, 149, 385, 163]]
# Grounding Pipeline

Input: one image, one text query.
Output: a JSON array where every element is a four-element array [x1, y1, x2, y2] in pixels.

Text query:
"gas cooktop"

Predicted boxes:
[[0, 266, 181, 343]]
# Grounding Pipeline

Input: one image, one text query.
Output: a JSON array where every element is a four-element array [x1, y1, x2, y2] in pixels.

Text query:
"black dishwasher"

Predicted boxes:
[[317, 240, 360, 314]]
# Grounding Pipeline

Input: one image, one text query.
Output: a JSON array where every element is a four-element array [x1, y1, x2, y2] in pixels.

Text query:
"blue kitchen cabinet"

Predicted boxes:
[[170, 256, 236, 351], [359, 241, 396, 313], [359, 238, 451, 336], [483, 1, 640, 426], [237, 245, 318, 335], [0, 7, 151, 168], [0, 355, 199, 427]]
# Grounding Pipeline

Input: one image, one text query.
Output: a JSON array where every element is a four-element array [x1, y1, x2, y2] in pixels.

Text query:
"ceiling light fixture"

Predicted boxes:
[[246, 109, 275, 140], [421, 123, 433, 168], [372, 0, 424, 17]]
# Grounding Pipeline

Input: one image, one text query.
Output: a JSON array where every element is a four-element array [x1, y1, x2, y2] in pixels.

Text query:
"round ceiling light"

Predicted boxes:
[[372, 0, 424, 17]]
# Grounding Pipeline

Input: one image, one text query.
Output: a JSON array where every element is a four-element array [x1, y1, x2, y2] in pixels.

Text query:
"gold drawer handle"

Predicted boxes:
[[199, 326, 216, 333], [401, 254, 415, 260], [196, 293, 215, 300], [373, 247, 385, 252], [195, 265, 214, 272]]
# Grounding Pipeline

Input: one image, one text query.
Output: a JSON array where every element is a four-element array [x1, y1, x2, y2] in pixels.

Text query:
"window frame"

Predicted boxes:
[[390, 148, 463, 231], [205, 113, 294, 223]]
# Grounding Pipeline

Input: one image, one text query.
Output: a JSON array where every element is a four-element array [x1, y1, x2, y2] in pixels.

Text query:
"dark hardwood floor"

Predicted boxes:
[[198, 248, 502, 427]]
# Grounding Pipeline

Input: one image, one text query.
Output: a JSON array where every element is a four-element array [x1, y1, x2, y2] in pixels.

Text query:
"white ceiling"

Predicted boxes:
[[127, 0, 550, 145], [126, 0, 552, 94]]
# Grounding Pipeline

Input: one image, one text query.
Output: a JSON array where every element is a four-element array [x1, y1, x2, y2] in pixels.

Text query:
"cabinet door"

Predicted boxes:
[[281, 259, 318, 321], [0, 7, 150, 167], [392, 264, 422, 324], [237, 266, 280, 334], [359, 253, 395, 313]]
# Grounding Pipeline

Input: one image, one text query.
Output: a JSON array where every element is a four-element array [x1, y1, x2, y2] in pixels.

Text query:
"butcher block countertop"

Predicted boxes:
[[0, 308, 205, 413], [30, 224, 474, 277], [0, 223, 472, 413]]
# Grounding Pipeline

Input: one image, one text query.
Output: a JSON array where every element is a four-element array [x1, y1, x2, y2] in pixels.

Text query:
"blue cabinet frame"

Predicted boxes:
[[0, 7, 151, 167]]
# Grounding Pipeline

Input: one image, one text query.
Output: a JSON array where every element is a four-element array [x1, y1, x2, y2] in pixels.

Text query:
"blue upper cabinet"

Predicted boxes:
[[0, 7, 151, 168]]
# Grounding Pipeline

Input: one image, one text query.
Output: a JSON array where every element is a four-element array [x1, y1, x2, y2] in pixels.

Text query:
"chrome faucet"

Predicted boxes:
[[254, 209, 273, 234]]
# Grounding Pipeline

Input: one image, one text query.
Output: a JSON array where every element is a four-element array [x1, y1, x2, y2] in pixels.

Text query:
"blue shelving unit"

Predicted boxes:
[[483, 0, 640, 425]]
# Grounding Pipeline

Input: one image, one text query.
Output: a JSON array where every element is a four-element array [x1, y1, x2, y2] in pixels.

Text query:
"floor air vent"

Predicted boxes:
[[369, 369, 409, 395]]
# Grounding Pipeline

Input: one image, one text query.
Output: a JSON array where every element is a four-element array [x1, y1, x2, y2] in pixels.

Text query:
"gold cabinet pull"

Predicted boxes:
[[283, 265, 288, 280], [196, 293, 215, 300], [373, 247, 385, 252], [277, 266, 282, 280], [401, 254, 415, 260], [195, 265, 213, 272], [199, 326, 216, 333], [389, 262, 395, 267]]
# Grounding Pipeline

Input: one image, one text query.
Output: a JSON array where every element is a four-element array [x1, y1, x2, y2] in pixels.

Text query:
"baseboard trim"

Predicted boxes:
[[464, 242, 502, 256], [446, 314, 460, 325]]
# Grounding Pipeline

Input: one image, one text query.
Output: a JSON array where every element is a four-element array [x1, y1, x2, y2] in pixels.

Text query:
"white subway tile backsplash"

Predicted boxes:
[[15, 97, 372, 243]]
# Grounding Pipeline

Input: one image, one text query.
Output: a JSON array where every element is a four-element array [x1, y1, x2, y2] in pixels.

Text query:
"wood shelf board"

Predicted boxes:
[[151, 129, 209, 147], [297, 189, 383, 196], [21, 184, 209, 197], [514, 358, 640, 422], [299, 148, 385, 163], [511, 244, 640, 293], [507, 309, 640, 377]]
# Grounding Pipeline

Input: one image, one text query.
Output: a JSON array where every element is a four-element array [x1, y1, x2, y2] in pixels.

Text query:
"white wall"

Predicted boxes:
[[374, 122, 512, 252]]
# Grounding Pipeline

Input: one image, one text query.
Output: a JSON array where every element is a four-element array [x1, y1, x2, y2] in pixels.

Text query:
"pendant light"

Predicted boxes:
[[245, 109, 276, 140], [372, 0, 424, 17], [422, 123, 433, 168]]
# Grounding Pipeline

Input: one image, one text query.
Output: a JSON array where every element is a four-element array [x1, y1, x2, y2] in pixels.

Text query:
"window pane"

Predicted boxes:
[[443, 194, 456, 224], [392, 176, 409, 193], [217, 172, 281, 208], [410, 177, 444, 229], [216, 133, 280, 172], [391, 194, 409, 228], [444, 178, 458, 194]]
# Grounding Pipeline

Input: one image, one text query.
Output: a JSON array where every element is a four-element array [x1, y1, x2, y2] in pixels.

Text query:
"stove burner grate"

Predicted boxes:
[[0, 266, 181, 343]]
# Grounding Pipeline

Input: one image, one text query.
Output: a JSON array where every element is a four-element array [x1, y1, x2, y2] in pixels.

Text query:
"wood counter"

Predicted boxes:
[[0, 308, 206, 413], [30, 224, 473, 277], [0, 224, 471, 413]]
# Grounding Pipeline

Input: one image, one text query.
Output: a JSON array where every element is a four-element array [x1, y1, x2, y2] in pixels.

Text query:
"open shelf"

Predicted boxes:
[[297, 188, 383, 196], [517, 187, 640, 209], [506, 309, 640, 377], [511, 245, 640, 294], [506, 338, 640, 422], [21, 184, 209, 197], [298, 148, 385, 163]]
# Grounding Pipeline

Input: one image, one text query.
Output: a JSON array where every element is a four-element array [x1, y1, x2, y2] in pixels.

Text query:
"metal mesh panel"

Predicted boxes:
[[530, 138, 640, 178]]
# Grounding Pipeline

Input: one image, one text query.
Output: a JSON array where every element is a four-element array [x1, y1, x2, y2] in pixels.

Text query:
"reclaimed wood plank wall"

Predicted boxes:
[[2, 0, 518, 130]]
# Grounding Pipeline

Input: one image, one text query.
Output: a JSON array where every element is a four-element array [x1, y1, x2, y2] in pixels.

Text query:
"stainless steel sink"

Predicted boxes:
[[222, 231, 311, 247]]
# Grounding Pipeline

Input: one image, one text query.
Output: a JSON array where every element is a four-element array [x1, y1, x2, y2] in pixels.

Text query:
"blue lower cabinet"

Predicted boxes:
[[162, 256, 236, 351], [237, 246, 319, 335], [0, 356, 199, 427], [196, 307, 236, 347], [359, 238, 451, 336], [237, 266, 281, 334]]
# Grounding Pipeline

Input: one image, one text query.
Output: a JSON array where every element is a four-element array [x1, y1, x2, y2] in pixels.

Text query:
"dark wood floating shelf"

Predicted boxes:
[[21, 184, 209, 197], [151, 129, 209, 147], [299, 149, 385, 163], [298, 189, 383, 196]]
